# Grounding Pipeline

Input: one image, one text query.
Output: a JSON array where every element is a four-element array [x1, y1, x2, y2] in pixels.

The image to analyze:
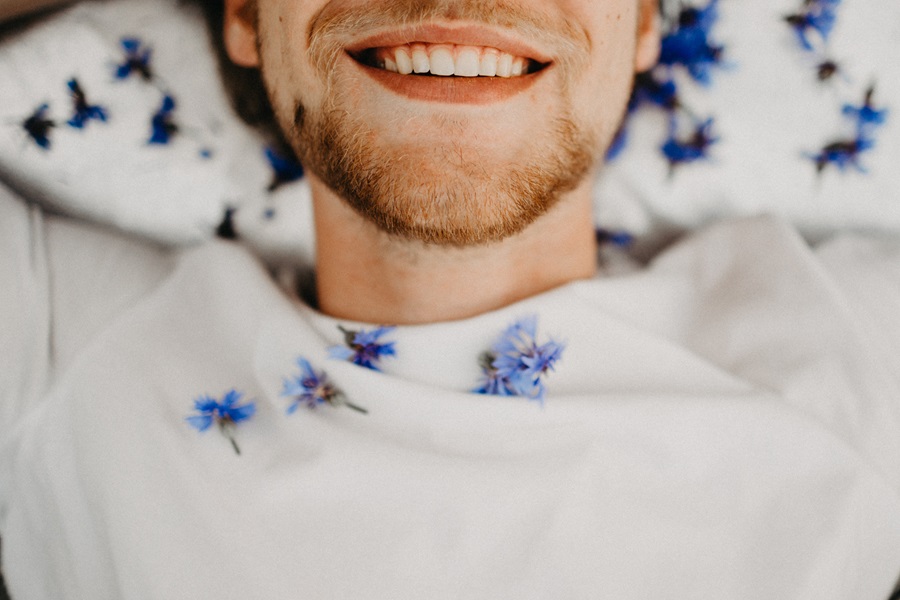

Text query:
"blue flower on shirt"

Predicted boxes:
[[329, 326, 397, 371], [659, 0, 724, 86], [282, 357, 368, 414], [115, 37, 154, 81], [186, 389, 256, 455], [475, 316, 565, 403], [66, 79, 108, 129]]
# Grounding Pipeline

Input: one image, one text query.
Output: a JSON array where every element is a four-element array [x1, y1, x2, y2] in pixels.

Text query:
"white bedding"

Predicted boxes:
[[2, 185, 900, 598]]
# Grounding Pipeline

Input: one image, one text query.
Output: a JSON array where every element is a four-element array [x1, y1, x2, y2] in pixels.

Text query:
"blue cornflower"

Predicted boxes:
[[265, 146, 305, 192], [148, 95, 178, 145], [282, 357, 367, 414], [66, 79, 108, 129], [474, 316, 565, 403], [329, 326, 397, 372], [842, 87, 889, 139], [115, 37, 154, 81], [629, 72, 679, 113], [596, 228, 636, 248], [186, 389, 256, 455], [811, 138, 874, 174], [659, 0, 724, 85], [661, 117, 718, 170], [785, 0, 842, 52], [22, 103, 54, 149]]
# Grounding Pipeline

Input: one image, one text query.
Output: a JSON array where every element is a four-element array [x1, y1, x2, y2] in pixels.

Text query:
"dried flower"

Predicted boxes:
[[22, 104, 54, 149], [661, 117, 718, 170], [659, 0, 725, 86], [328, 326, 397, 372], [66, 79, 107, 129], [265, 146, 305, 192], [784, 0, 842, 52], [115, 38, 154, 81], [186, 389, 256, 455], [148, 95, 178, 145], [474, 316, 565, 403], [282, 358, 367, 414]]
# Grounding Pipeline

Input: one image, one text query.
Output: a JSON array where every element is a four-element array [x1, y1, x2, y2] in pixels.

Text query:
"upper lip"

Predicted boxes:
[[344, 23, 554, 64]]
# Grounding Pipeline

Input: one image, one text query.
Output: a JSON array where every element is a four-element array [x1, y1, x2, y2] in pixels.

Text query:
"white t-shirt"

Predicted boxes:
[[2, 183, 900, 599]]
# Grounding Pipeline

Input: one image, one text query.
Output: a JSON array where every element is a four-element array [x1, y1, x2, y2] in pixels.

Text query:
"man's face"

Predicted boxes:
[[226, 0, 658, 245]]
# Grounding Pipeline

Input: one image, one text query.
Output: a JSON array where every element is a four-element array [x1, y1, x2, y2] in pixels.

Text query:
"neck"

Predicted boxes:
[[309, 175, 599, 325]]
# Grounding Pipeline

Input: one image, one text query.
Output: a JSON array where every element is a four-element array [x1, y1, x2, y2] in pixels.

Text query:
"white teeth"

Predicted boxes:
[[511, 57, 525, 77], [373, 43, 536, 78], [496, 53, 513, 78], [429, 45, 455, 76], [479, 48, 499, 77], [411, 43, 430, 74], [395, 47, 413, 75], [455, 47, 481, 77]]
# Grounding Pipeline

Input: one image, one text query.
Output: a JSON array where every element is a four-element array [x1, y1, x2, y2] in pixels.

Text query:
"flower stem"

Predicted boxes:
[[344, 401, 369, 415]]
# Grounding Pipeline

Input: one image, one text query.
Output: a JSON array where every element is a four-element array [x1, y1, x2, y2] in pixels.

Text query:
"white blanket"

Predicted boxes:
[[2, 185, 899, 599]]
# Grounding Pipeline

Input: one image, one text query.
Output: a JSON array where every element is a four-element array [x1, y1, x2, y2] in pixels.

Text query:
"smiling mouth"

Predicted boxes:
[[351, 43, 549, 78]]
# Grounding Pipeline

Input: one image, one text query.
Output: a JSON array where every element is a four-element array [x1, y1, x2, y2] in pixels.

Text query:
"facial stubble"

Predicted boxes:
[[261, 1, 614, 247]]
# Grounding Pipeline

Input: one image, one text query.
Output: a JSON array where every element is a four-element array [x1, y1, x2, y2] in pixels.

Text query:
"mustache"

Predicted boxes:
[[306, 0, 591, 76]]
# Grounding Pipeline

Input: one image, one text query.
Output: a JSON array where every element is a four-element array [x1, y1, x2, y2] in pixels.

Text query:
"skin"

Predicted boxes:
[[224, 0, 660, 325], [0, 0, 71, 21]]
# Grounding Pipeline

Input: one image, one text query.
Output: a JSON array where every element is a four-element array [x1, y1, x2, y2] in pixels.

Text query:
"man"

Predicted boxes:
[[1, 0, 900, 598]]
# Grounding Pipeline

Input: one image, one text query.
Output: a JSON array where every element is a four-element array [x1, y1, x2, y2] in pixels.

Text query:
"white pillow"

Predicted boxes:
[[596, 0, 900, 253], [0, 0, 314, 263]]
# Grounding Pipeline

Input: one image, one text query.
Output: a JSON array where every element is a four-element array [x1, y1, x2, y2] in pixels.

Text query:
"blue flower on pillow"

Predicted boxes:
[[265, 146, 305, 192], [784, 0, 842, 52], [66, 79, 108, 129], [659, 0, 724, 86], [662, 117, 718, 170], [812, 87, 887, 174], [148, 95, 178, 145], [115, 37, 154, 81], [22, 104, 55, 149]]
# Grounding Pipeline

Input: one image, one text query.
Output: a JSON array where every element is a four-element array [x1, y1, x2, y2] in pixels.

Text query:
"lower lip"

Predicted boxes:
[[351, 56, 546, 106]]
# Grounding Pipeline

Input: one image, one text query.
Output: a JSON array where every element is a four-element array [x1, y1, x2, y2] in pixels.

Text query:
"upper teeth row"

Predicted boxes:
[[376, 44, 530, 78]]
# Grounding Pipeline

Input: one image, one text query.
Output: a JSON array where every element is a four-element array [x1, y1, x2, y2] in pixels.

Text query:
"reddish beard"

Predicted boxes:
[[260, 0, 614, 246]]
